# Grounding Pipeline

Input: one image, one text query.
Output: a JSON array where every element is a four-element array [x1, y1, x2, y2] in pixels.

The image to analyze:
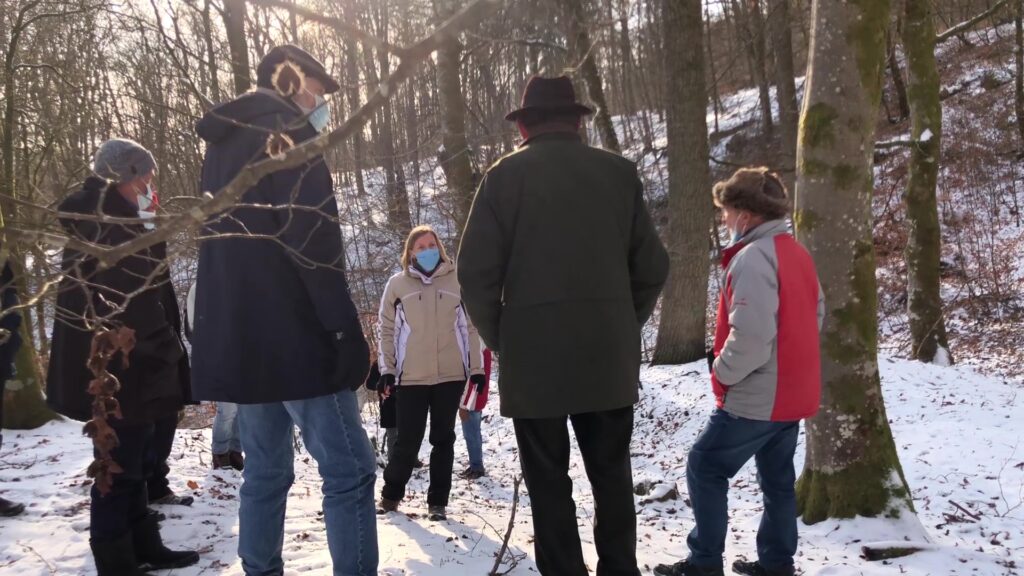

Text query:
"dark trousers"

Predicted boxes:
[[145, 413, 177, 502], [513, 406, 640, 576], [686, 409, 799, 570], [91, 422, 154, 541], [381, 381, 463, 506]]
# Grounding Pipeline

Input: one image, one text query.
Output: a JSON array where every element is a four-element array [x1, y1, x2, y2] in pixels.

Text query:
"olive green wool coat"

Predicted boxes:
[[457, 132, 669, 419]]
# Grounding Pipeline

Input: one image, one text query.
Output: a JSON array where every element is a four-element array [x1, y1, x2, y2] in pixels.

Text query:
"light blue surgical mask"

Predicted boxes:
[[728, 215, 749, 245], [415, 248, 441, 272], [308, 95, 330, 133]]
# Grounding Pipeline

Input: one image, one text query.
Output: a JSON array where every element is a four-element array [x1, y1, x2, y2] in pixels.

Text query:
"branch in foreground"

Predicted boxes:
[[490, 474, 523, 576], [53, 0, 504, 270], [936, 0, 1010, 44]]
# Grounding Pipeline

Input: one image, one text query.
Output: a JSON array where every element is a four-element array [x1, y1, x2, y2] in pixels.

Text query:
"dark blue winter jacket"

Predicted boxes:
[[191, 88, 366, 403]]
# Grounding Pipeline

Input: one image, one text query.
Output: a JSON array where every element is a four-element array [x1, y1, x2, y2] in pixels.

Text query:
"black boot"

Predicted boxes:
[[654, 560, 725, 576], [133, 514, 200, 570], [90, 533, 153, 576], [732, 560, 795, 576], [0, 496, 25, 517]]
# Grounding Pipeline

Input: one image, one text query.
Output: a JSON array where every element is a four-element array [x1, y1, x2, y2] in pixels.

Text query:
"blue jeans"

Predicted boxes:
[[686, 409, 799, 570], [461, 410, 484, 470], [237, 391, 378, 576], [212, 401, 241, 454]]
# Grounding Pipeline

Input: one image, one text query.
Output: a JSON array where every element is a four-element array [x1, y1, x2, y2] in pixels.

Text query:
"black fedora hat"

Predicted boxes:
[[257, 44, 341, 95], [505, 76, 595, 122]]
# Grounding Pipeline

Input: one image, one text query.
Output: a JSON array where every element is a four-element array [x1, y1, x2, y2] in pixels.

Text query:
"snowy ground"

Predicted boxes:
[[1, 357, 1020, 575]]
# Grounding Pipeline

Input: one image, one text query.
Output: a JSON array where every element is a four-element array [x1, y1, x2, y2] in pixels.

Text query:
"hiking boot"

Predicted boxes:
[[732, 559, 795, 576], [459, 467, 486, 480], [428, 505, 447, 521], [376, 498, 399, 514], [212, 452, 232, 470], [654, 560, 725, 576], [149, 492, 194, 507], [90, 533, 153, 576], [0, 496, 25, 517], [146, 508, 166, 523], [133, 514, 200, 571], [228, 450, 244, 471]]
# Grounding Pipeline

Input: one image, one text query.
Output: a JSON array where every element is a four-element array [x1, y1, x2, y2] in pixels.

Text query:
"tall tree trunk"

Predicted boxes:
[[434, 0, 475, 238], [1015, 0, 1024, 149], [706, 2, 723, 133], [202, 0, 222, 103], [1, 11, 57, 430], [886, 29, 911, 121], [222, 0, 252, 95], [747, 0, 774, 136], [653, 0, 712, 365], [344, 38, 367, 198], [793, 0, 914, 523], [903, 0, 952, 364], [559, 0, 622, 153], [766, 0, 799, 189]]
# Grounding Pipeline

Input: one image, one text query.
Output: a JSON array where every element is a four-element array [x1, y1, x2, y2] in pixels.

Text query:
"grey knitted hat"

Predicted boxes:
[[92, 138, 156, 183]]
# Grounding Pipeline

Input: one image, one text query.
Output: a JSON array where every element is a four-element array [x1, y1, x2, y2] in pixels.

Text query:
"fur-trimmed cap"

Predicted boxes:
[[712, 167, 790, 220], [256, 44, 340, 95]]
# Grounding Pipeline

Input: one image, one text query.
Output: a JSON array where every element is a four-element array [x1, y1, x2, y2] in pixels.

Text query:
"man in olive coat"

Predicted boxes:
[[458, 76, 669, 576]]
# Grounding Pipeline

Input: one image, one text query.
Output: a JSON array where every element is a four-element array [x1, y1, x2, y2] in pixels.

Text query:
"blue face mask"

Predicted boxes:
[[415, 248, 441, 272], [728, 215, 749, 245], [308, 95, 330, 133]]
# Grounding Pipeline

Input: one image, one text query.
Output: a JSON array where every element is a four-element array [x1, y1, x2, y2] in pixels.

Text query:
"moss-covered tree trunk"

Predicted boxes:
[[653, 0, 712, 365], [902, 0, 952, 364], [1, 10, 58, 429], [793, 0, 914, 523]]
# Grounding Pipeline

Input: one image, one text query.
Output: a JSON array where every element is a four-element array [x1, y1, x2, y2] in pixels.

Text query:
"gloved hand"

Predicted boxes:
[[706, 348, 716, 376], [469, 373, 486, 391], [332, 327, 370, 391], [379, 374, 397, 399]]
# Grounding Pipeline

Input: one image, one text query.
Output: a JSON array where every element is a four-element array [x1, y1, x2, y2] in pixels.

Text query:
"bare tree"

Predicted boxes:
[[223, 0, 252, 94], [558, 0, 622, 153], [766, 0, 798, 189], [653, 0, 711, 365], [903, 0, 952, 364]]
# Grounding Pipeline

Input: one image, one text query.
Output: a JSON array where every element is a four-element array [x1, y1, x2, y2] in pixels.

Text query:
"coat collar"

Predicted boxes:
[[407, 260, 454, 284], [520, 131, 583, 147]]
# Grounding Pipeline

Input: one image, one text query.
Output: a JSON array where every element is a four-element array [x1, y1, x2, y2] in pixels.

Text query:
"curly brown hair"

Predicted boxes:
[[712, 167, 790, 220]]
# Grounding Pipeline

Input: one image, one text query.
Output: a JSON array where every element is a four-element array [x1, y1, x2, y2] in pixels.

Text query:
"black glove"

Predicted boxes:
[[379, 373, 397, 397], [332, 327, 371, 391], [706, 348, 716, 375], [469, 373, 486, 391]]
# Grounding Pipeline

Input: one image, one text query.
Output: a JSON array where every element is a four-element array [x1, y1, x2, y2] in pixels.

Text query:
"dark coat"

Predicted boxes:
[[0, 260, 22, 386], [191, 88, 365, 404], [46, 177, 189, 425], [457, 132, 669, 419]]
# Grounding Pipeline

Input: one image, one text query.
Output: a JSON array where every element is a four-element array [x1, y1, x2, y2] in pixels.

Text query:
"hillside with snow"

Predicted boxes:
[[1, 357, 1020, 575]]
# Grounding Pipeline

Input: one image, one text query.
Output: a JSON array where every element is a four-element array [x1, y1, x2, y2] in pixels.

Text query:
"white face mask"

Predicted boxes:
[[138, 183, 156, 230]]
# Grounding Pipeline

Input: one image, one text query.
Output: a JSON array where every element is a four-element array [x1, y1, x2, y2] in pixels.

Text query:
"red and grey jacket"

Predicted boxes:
[[711, 219, 824, 422]]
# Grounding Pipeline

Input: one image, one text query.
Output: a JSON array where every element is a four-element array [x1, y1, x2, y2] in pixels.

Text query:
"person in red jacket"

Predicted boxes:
[[656, 168, 824, 576], [459, 348, 492, 479]]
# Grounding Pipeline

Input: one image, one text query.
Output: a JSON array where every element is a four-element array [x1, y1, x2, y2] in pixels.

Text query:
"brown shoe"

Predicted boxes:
[[376, 498, 399, 514], [228, 451, 244, 471], [212, 452, 232, 470]]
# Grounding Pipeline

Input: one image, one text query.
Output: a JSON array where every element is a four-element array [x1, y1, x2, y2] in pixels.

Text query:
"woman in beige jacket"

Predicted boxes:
[[377, 225, 485, 520]]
